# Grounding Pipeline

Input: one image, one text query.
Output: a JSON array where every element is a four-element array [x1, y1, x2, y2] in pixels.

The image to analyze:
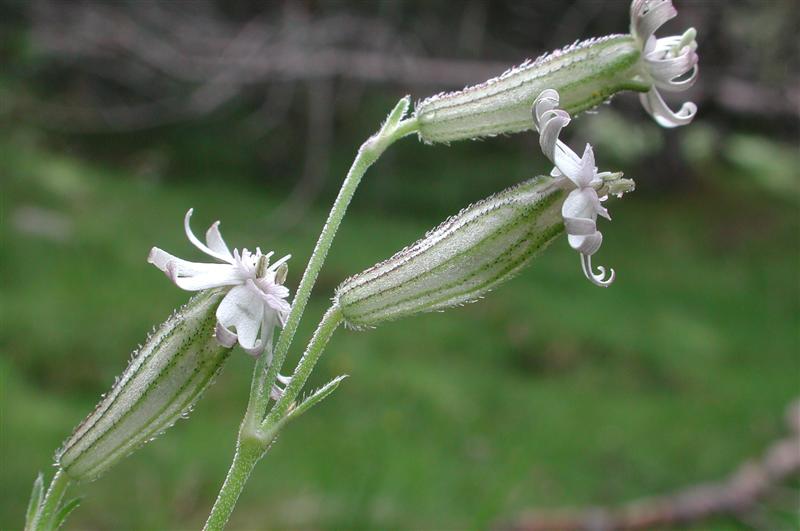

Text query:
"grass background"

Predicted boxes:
[[2, 96, 798, 530]]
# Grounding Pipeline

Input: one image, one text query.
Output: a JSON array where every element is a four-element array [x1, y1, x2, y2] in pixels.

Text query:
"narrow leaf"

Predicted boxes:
[[382, 96, 411, 132], [53, 498, 81, 530], [288, 375, 348, 421], [24, 472, 44, 530]]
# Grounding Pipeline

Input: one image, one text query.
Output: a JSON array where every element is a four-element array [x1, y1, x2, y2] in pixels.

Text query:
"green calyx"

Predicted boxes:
[[56, 289, 233, 482], [416, 34, 649, 144], [335, 176, 565, 329]]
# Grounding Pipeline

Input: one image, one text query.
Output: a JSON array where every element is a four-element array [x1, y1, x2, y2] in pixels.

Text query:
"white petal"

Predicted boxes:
[[148, 248, 242, 290], [147, 247, 177, 271], [568, 231, 603, 256], [654, 64, 698, 92], [581, 253, 615, 287], [645, 50, 698, 85], [214, 321, 238, 348], [562, 188, 599, 221], [216, 285, 265, 350], [205, 221, 235, 262], [563, 216, 596, 236], [640, 89, 697, 128], [631, 0, 676, 43], [538, 109, 570, 161], [184, 209, 236, 264]]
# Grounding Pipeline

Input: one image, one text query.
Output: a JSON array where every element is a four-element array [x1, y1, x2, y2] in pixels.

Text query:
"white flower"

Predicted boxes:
[[631, 0, 699, 128], [533, 89, 633, 288], [148, 209, 291, 357]]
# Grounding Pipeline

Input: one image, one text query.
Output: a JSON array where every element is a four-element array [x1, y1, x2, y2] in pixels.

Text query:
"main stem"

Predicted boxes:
[[202, 439, 263, 531], [33, 469, 70, 531], [205, 102, 416, 530], [260, 113, 418, 421], [203, 306, 343, 531]]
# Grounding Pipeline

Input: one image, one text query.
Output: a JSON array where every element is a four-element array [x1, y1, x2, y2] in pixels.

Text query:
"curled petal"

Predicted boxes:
[[216, 285, 265, 351], [562, 187, 607, 224], [569, 231, 603, 256], [563, 216, 596, 236], [269, 384, 285, 401], [654, 64, 698, 92], [640, 89, 697, 128], [184, 209, 236, 264], [631, 0, 676, 44], [214, 321, 238, 348], [205, 221, 235, 262], [538, 109, 570, 162], [645, 48, 698, 85], [581, 253, 615, 288]]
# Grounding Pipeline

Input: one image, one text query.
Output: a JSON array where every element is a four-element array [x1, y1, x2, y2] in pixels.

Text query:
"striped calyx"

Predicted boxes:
[[335, 176, 565, 329], [415, 35, 648, 144], [56, 289, 232, 482]]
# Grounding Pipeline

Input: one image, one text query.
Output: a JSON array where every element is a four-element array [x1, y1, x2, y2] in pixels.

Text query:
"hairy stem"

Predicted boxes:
[[265, 305, 343, 425], [202, 439, 264, 531], [32, 470, 70, 531], [204, 100, 416, 530], [260, 109, 417, 422], [204, 306, 342, 530]]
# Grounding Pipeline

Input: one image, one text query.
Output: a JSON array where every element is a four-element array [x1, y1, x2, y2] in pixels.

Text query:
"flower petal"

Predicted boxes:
[[184, 209, 236, 264], [568, 231, 603, 256], [148, 248, 242, 290], [205, 221, 235, 262], [216, 285, 265, 350], [631, 0, 676, 44], [214, 321, 238, 348], [581, 253, 615, 287], [639, 89, 697, 128]]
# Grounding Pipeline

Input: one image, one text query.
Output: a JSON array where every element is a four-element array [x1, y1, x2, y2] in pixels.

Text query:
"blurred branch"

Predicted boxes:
[[499, 400, 800, 531], [268, 80, 335, 230], [26, 0, 800, 134]]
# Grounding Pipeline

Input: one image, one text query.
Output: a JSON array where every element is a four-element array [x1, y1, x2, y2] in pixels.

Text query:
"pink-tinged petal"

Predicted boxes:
[[147, 247, 177, 271], [654, 64, 698, 92], [562, 188, 598, 222], [552, 142, 583, 184], [563, 216, 596, 236], [168, 263, 242, 291], [640, 89, 697, 128], [581, 253, 615, 287], [149, 248, 242, 290], [184, 209, 236, 264], [216, 285, 265, 350], [214, 321, 238, 348], [568, 231, 603, 256], [205, 221, 235, 262], [645, 50, 698, 85], [538, 109, 570, 162], [574, 144, 597, 188], [631, 0, 676, 43]]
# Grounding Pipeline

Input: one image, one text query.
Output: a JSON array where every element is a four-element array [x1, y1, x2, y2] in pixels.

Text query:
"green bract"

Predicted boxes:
[[415, 35, 648, 143], [56, 289, 232, 482], [335, 176, 565, 329]]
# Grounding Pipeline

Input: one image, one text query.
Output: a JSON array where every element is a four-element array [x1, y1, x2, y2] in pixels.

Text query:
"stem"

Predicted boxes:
[[266, 305, 343, 424], [242, 346, 272, 434], [204, 306, 342, 531], [204, 101, 416, 531], [202, 440, 263, 531], [262, 113, 418, 416], [33, 469, 70, 531]]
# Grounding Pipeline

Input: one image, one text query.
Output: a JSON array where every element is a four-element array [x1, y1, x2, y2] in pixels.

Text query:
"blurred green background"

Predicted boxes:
[[1, 1, 798, 529]]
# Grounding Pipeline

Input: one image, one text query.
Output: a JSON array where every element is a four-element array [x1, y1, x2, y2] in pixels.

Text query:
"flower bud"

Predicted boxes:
[[56, 289, 232, 482], [335, 176, 565, 329], [415, 35, 647, 144]]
